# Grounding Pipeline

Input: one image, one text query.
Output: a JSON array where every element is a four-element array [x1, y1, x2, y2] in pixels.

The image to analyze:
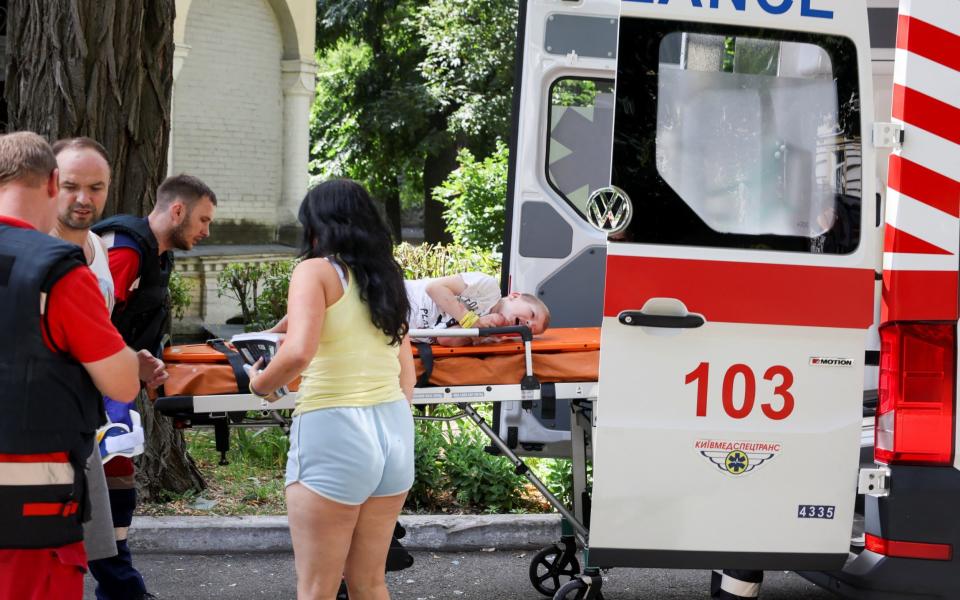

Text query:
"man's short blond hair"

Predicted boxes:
[[0, 132, 57, 187], [520, 293, 551, 331]]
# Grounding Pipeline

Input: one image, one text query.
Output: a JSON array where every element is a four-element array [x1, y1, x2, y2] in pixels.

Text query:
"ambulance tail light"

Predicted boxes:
[[865, 534, 953, 561], [875, 323, 956, 466]]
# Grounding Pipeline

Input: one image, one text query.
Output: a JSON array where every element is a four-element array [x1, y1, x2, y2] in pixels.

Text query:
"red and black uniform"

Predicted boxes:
[[91, 215, 173, 600], [0, 216, 126, 600]]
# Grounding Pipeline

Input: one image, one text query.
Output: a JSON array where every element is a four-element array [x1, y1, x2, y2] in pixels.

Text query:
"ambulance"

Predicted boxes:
[[498, 0, 960, 597]]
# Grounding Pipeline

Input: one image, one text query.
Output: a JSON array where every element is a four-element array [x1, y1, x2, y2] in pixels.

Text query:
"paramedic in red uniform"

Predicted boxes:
[[89, 173, 216, 600], [0, 131, 144, 600]]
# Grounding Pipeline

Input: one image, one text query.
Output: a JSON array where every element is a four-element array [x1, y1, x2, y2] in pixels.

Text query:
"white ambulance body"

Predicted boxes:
[[501, 0, 959, 597]]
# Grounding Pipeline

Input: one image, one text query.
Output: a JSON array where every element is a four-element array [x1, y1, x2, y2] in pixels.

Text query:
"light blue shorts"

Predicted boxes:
[[285, 399, 414, 505]]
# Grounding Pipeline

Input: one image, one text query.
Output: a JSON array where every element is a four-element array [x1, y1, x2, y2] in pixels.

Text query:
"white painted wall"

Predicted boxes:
[[172, 0, 284, 226]]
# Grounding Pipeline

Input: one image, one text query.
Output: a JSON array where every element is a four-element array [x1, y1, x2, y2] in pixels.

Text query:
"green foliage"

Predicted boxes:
[[551, 79, 604, 108], [416, 0, 518, 146], [231, 427, 290, 470], [393, 242, 501, 280], [432, 140, 509, 251], [537, 458, 592, 508], [253, 261, 296, 331], [168, 270, 194, 321], [310, 4, 441, 211], [216, 260, 297, 331], [310, 0, 520, 232], [444, 425, 527, 512], [406, 411, 533, 513], [408, 420, 447, 511]]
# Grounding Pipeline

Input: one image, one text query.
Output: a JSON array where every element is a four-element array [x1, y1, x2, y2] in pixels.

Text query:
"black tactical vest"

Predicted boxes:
[[0, 224, 104, 548], [93, 215, 173, 355]]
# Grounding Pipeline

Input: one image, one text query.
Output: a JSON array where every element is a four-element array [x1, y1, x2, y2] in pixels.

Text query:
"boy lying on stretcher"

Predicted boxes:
[[267, 272, 550, 347], [405, 272, 550, 346]]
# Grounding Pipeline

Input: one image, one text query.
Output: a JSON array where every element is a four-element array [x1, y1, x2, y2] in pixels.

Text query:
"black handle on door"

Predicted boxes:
[[618, 311, 705, 329]]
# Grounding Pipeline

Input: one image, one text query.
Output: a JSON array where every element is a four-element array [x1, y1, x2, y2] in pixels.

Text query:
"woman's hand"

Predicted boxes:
[[246, 358, 284, 403]]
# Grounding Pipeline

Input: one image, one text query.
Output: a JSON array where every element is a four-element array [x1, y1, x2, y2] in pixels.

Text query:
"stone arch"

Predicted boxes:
[[263, 0, 300, 60], [176, 0, 301, 59]]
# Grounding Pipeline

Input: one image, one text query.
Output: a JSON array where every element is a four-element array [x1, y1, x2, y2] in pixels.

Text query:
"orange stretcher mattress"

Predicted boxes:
[[159, 328, 600, 397]]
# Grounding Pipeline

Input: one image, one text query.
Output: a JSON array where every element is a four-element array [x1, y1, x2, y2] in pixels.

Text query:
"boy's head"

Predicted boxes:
[[493, 292, 551, 335]]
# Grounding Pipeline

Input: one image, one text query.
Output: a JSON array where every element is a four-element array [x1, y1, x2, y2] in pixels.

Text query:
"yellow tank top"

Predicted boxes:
[[295, 264, 403, 415]]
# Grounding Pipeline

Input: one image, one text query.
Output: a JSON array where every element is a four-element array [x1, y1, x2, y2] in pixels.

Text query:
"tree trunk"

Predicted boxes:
[[383, 187, 402, 242], [136, 389, 205, 501], [423, 139, 458, 244], [5, 0, 174, 217], [6, 0, 206, 498]]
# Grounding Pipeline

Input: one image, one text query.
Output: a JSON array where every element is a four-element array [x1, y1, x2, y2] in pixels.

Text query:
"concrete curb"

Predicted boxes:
[[129, 514, 562, 554]]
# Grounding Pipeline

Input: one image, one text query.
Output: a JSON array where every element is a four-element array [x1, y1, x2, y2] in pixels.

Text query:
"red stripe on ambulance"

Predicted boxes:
[[892, 84, 960, 147], [896, 15, 960, 74], [882, 270, 959, 322], [884, 8, 960, 325], [603, 256, 874, 329], [887, 155, 960, 218], [883, 224, 953, 255]]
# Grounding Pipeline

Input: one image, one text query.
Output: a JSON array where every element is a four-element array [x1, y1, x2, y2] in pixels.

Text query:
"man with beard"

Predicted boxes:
[[50, 138, 168, 583], [90, 174, 216, 600]]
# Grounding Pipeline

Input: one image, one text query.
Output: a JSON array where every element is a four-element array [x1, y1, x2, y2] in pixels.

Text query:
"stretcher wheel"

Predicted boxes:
[[529, 543, 580, 597], [553, 577, 604, 600]]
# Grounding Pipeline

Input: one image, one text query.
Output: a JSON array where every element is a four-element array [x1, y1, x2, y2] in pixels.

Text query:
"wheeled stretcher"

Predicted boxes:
[[154, 327, 599, 460], [153, 326, 599, 598]]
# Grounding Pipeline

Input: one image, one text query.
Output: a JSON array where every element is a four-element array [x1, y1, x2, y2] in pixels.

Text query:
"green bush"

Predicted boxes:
[[216, 260, 297, 331], [443, 425, 528, 513], [408, 420, 448, 511], [539, 458, 592, 508], [252, 261, 296, 331], [168, 270, 194, 321], [432, 140, 509, 251], [231, 427, 290, 470], [394, 242, 501, 280]]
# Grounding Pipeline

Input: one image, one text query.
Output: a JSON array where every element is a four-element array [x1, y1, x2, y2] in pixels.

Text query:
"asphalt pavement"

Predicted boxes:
[[82, 551, 836, 599]]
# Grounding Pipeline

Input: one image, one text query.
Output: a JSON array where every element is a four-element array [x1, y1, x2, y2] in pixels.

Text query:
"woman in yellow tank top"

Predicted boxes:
[[247, 180, 415, 600]]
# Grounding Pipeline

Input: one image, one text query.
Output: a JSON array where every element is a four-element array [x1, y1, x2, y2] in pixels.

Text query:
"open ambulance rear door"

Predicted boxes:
[[588, 0, 880, 571], [803, 1, 960, 597]]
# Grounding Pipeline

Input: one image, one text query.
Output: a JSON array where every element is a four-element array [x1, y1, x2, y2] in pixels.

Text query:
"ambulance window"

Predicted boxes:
[[546, 77, 616, 217], [611, 21, 862, 254]]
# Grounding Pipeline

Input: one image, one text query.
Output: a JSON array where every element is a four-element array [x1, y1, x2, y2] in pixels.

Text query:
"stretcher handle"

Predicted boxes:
[[408, 325, 534, 342], [618, 311, 704, 329], [476, 325, 533, 342]]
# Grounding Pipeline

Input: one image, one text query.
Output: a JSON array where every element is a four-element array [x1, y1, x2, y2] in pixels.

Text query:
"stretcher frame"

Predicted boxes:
[[156, 326, 596, 544]]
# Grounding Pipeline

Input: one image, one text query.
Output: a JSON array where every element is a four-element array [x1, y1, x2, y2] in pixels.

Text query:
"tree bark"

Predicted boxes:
[[137, 389, 205, 501], [6, 0, 174, 216], [6, 0, 206, 498], [383, 187, 402, 242], [423, 138, 458, 244]]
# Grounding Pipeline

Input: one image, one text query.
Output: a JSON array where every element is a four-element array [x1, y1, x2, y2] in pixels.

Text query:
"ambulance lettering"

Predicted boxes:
[[809, 356, 854, 367], [685, 363, 795, 420], [695, 439, 782, 476], [626, 0, 834, 20]]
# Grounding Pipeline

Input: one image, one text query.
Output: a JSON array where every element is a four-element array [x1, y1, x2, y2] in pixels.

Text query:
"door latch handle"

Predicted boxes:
[[618, 311, 705, 329]]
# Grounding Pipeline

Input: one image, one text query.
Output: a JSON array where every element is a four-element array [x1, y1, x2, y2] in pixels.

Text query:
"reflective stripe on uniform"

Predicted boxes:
[[0, 462, 74, 486], [711, 570, 763, 599], [22, 502, 79, 517]]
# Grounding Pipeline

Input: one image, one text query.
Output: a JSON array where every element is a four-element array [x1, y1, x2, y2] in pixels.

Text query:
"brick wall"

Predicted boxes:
[[172, 0, 284, 235]]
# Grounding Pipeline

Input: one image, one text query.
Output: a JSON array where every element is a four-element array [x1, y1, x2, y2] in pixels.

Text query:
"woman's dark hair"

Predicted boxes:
[[298, 179, 409, 345]]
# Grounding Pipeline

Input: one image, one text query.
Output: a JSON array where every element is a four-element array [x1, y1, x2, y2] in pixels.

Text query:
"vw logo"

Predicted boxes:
[[586, 186, 633, 234]]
